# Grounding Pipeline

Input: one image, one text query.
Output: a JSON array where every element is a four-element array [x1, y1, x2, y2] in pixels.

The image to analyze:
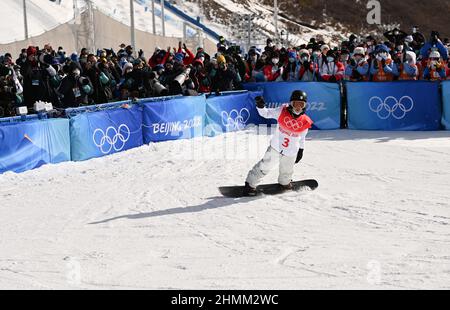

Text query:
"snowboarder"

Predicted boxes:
[[244, 90, 313, 196]]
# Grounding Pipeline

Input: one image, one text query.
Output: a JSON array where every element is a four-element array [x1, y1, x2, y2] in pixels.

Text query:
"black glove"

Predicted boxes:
[[138, 49, 144, 57], [295, 148, 304, 164], [255, 96, 265, 109], [381, 59, 386, 67], [350, 58, 357, 67]]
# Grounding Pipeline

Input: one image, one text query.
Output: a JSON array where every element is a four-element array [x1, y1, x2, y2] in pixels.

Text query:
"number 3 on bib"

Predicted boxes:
[[282, 138, 290, 148]]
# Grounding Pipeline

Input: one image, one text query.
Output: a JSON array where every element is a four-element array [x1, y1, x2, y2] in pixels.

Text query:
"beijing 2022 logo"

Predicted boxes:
[[93, 124, 131, 154], [369, 96, 414, 120], [221, 108, 251, 130]]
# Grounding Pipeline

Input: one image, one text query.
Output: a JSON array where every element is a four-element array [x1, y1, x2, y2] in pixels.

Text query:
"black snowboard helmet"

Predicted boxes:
[[290, 90, 307, 102], [289, 90, 308, 117]]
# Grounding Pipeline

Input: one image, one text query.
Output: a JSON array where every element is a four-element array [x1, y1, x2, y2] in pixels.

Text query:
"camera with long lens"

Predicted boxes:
[[150, 78, 169, 97], [169, 67, 191, 95]]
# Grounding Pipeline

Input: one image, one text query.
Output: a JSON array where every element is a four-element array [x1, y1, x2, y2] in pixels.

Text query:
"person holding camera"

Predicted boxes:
[[345, 47, 370, 81], [210, 55, 240, 92], [370, 44, 399, 82], [298, 49, 319, 82], [58, 62, 94, 108], [420, 31, 448, 62], [398, 51, 419, 81], [423, 51, 446, 81], [319, 50, 345, 82]]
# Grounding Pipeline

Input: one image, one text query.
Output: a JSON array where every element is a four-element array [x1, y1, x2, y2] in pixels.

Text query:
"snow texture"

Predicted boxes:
[[1, 129, 449, 289]]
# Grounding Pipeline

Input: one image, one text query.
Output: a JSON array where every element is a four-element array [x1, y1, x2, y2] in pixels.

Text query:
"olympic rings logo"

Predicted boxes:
[[221, 108, 250, 130], [369, 96, 414, 120], [92, 124, 131, 154], [283, 117, 304, 130]]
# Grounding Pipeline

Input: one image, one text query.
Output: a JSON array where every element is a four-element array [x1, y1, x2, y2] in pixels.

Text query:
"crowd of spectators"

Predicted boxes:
[[1, 27, 450, 117]]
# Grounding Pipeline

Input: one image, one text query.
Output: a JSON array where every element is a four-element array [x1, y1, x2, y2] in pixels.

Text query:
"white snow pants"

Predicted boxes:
[[246, 146, 297, 188]]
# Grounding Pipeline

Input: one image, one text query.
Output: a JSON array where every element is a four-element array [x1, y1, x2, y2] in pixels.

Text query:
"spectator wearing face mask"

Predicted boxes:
[[365, 36, 377, 56], [263, 52, 283, 82], [398, 51, 419, 81], [317, 44, 330, 69], [423, 51, 446, 81], [58, 62, 93, 108], [211, 55, 240, 92], [370, 44, 399, 82], [319, 50, 345, 82], [339, 49, 351, 71], [345, 47, 370, 81], [298, 49, 319, 82], [191, 58, 211, 93], [244, 47, 259, 82], [16, 49, 28, 67], [420, 31, 448, 62], [265, 38, 275, 54], [282, 51, 300, 81], [148, 47, 170, 69]]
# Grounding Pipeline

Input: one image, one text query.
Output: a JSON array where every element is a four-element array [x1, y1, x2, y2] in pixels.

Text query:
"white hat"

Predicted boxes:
[[121, 62, 133, 75], [299, 49, 310, 55], [405, 51, 416, 65], [353, 47, 366, 56], [429, 50, 441, 59], [320, 44, 330, 52]]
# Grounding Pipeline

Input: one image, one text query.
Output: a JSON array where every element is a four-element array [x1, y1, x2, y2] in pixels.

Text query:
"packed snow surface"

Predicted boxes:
[[0, 129, 449, 289]]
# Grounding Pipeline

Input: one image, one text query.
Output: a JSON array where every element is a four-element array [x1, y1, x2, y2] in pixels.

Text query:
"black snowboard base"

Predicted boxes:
[[219, 180, 319, 198]]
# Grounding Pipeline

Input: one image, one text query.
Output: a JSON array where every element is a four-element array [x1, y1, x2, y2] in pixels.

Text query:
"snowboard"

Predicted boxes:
[[219, 180, 319, 198]]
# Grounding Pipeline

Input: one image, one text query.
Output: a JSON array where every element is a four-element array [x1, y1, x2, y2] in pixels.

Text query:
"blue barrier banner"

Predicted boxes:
[[204, 91, 264, 136], [70, 105, 143, 161], [442, 81, 450, 130], [346, 82, 441, 131], [142, 95, 206, 143], [243, 82, 341, 129], [0, 118, 70, 174]]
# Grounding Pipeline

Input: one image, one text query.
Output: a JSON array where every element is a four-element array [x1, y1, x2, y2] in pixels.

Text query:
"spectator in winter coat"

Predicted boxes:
[[339, 49, 351, 73], [148, 47, 169, 70], [319, 50, 345, 82], [263, 52, 283, 82], [420, 31, 449, 62], [210, 55, 240, 92], [58, 62, 93, 108], [251, 59, 267, 82], [298, 49, 319, 81], [370, 44, 399, 82], [0, 65, 17, 117], [345, 47, 370, 81], [191, 58, 211, 93], [282, 51, 300, 81], [244, 47, 259, 82], [423, 51, 446, 81], [15, 49, 28, 67], [398, 51, 419, 80], [176, 42, 195, 67], [20, 47, 55, 109]]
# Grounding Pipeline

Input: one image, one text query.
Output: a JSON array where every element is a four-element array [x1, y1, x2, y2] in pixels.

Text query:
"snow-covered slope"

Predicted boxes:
[[0, 0, 75, 43], [1, 129, 449, 289], [0, 0, 207, 44], [173, 0, 348, 48]]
